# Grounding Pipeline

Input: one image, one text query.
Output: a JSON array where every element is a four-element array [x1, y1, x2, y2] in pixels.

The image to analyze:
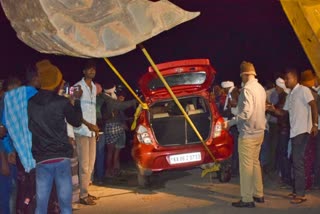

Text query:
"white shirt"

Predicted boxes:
[[284, 84, 314, 138], [223, 87, 233, 111], [73, 78, 97, 137]]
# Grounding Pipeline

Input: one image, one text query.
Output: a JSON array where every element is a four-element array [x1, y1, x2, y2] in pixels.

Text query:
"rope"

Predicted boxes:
[[138, 44, 219, 174]]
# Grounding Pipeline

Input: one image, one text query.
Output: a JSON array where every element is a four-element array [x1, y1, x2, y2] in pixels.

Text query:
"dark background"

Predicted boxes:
[[0, 0, 311, 88]]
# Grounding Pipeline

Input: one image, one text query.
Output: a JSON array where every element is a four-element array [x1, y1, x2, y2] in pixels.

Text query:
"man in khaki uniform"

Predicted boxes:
[[224, 61, 266, 208]]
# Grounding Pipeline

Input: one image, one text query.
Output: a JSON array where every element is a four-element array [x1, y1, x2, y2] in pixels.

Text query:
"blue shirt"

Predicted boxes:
[[0, 96, 4, 152], [0, 97, 14, 153], [2, 86, 38, 172]]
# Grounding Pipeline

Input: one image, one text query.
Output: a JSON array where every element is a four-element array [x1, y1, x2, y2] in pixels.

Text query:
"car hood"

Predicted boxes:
[[138, 59, 216, 101]]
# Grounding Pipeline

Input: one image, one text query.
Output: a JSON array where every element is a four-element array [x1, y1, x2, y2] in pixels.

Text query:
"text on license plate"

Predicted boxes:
[[169, 152, 201, 164]]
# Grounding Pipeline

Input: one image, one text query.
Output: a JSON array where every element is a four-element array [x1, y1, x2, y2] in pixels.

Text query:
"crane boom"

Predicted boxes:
[[281, 0, 320, 76]]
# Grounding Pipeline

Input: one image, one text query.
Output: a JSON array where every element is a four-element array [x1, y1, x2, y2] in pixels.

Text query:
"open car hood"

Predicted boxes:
[[139, 58, 216, 101]]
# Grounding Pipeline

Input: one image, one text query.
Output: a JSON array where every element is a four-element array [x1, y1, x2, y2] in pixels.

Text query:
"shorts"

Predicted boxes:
[[115, 132, 126, 149], [105, 122, 125, 149]]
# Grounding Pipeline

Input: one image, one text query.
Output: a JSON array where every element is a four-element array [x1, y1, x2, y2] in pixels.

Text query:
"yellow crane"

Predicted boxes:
[[281, 0, 320, 77]]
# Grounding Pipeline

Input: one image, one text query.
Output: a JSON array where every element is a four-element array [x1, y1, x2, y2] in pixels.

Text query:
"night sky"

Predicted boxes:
[[0, 0, 311, 88]]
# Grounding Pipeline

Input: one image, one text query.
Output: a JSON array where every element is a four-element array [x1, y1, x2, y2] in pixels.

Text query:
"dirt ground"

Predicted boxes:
[[73, 163, 320, 214]]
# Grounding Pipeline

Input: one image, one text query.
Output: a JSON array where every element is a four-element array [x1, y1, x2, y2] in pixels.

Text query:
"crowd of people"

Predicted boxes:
[[0, 58, 319, 213], [216, 62, 320, 207], [0, 59, 136, 213]]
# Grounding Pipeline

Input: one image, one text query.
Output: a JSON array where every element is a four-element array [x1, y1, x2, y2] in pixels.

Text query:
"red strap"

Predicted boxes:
[[40, 158, 65, 164]]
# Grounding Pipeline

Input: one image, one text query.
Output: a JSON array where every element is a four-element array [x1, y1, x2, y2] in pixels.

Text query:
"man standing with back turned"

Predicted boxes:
[[28, 60, 83, 214], [223, 61, 266, 208]]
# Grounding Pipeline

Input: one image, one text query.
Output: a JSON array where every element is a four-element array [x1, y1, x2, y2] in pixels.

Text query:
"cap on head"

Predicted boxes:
[[240, 61, 256, 77], [36, 59, 63, 90], [275, 77, 290, 94], [221, 81, 234, 89]]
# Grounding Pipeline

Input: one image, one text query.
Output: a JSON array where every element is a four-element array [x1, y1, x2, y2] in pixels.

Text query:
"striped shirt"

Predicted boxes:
[[2, 86, 38, 172]]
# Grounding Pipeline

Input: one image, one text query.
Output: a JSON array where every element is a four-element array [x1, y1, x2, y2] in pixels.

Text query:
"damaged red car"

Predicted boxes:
[[131, 58, 234, 187]]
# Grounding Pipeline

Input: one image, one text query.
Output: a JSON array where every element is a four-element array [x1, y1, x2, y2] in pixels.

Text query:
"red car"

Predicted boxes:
[[132, 58, 233, 187]]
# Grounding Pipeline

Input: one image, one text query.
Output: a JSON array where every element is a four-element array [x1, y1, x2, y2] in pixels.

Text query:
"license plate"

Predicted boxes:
[[169, 152, 201, 164]]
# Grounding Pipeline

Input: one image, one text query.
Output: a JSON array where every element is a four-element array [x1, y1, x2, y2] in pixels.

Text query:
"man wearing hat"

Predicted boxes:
[[266, 77, 291, 188], [221, 80, 240, 177], [224, 61, 266, 208], [0, 66, 64, 213], [28, 59, 83, 213], [220, 81, 239, 116]]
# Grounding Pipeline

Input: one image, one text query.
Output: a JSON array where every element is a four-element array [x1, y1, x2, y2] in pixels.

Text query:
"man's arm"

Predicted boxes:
[[308, 100, 318, 136], [0, 125, 6, 138], [227, 89, 254, 127], [229, 88, 239, 107], [0, 97, 5, 138], [266, 104, 288, 117], [0, 151, 9, 176], [102, 93, 136, 111], [82, 118, 99, 133], [64, 100, 83, 127]]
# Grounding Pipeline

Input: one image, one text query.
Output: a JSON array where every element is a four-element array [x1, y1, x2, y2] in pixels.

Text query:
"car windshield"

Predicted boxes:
[[147, 71, 207, 90]]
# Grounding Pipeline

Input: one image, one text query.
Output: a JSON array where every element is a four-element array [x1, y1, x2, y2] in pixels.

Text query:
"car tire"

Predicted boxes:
[[136, 164, 152, 188], [137, 172, 151, 188], [217, 163, 232, 183]]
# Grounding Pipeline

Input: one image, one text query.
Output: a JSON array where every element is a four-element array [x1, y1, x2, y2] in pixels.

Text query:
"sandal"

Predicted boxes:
[[88, 194, 98, 200], [290, 197, 307, 204], [113, 168, 123, 177], [287, 193, 296, 199], [105, 170, 114, 178], [79, 197, 96, 205]]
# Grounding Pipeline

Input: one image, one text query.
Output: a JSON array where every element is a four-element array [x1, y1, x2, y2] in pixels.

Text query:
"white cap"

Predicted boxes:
[[275, 78, 290, 94], [221, 81, 234, 89]]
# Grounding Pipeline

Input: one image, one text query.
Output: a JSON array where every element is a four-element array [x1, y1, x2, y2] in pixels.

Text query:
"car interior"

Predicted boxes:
[[149, 96, 211, 146]]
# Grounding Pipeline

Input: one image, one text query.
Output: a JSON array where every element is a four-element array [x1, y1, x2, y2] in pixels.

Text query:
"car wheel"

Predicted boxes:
[[217, 163, 232, 183], [137, 171, 151, 188]]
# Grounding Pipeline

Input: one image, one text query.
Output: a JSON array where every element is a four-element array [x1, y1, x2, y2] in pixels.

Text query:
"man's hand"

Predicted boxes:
[[0, 125, 6, 138], [87, 123, 99, 133], [8, 152, 16, 164], [71, 85, 83, 100], [222, 121, 230, 130], [311, 125, 318, 137], [82, 119, 100, 138], [0, 153, 10, 176], [68, 137, 76, 147], [266, 103, 275, 112], [86, 123, 100, 139]]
